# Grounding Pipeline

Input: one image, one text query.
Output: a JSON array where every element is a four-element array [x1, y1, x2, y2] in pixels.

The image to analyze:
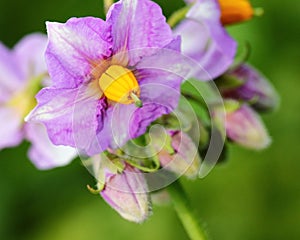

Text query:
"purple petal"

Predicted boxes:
[[26, 85, 105, 153], [134, 37, 199, 81], [13, 33, 48, 80], [0, 42, 23, 101], [25, 123, 77, 170], [45, 17, 112, 88], [107, 0, 174, 65], [0, 107, 23, 149], [174, 0, 237, 80]]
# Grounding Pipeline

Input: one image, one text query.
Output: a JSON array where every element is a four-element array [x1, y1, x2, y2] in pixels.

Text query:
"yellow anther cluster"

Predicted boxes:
[[99, 65, 142, 106]]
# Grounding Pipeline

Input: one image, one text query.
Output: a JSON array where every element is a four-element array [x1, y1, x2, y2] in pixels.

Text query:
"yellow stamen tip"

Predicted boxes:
[[99, 65, 141, 106]]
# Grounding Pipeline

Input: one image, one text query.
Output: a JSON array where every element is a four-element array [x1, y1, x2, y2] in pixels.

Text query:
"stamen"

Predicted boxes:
[[99, 65, 142, 106], [130, 92, 143, 108]]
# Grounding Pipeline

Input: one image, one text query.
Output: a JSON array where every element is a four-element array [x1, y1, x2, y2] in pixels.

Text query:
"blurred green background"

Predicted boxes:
[[0, 0, 299, 239]]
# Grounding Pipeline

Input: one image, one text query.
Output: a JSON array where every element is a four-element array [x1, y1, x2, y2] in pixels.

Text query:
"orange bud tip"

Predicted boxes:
[[219, 0, 254, 25]]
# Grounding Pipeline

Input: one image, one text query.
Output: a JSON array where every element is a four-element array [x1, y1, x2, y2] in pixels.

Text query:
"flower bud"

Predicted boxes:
[[184, 0, 257, 26], [152, 129, 201, 179], [100, 162, 151, 223], [219, 0, 254, 25], [214, 101, 271, 150], [221, 64, 279, 112]]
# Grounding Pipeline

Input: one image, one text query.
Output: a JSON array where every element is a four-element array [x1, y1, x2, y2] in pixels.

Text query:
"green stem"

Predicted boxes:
[[167, 5, 191, 28], [104, 0, 114, 14], [168, 180, 208, 240]]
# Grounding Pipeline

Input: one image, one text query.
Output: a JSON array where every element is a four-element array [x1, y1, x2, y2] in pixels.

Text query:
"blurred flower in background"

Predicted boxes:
[[0, 34, 76, 169], [174, 0, 237, 80]]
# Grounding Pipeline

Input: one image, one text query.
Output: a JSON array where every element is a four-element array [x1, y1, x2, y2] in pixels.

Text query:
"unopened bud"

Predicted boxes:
[[100, 163, 151, 223], [219, 0, 254, 25], [214, 102, 271, 150], [221, 64, 279, 111]]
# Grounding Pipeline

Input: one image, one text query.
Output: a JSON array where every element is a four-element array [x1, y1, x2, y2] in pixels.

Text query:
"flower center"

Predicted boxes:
[[219, 0, 254, 25], [99, 65, 142, 107], [7, 73, 44, 118], [8, 91, 37, 118]]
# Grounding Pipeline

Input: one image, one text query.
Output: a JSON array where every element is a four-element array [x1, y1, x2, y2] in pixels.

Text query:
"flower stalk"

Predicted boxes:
[[168, 180, 208, 240], [167, 5, 191, 28], [104, 0, 114, 14]]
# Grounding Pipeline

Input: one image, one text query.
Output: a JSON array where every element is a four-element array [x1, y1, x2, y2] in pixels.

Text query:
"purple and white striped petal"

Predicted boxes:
[[26, 85, 106, 154], [107, 0, 174, 66], [45, 17, 112, 88]]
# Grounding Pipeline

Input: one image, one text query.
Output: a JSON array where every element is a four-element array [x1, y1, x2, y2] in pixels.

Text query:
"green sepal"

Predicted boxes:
[[124, 155, 160, 173], [215, 74, 244, 91], [87, 182, 104, 195], [224, 99, 241, 113]]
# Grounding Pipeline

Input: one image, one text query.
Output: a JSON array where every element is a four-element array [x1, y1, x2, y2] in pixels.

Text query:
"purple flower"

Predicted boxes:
[[0, 34, 76, 169], [27, 0, 185, 156], [221, 64, 279, 111], [174, 0, 237, 80]]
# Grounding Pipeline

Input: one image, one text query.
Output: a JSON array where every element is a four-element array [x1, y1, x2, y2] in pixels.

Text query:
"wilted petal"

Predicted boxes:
[[0, 107, 23, 149], [101, 164, 150, 223], [107, 0, 174, 65], [25, 123, 77, 170], [46, 17, 112, 88], [174, 0, 237, 80]]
